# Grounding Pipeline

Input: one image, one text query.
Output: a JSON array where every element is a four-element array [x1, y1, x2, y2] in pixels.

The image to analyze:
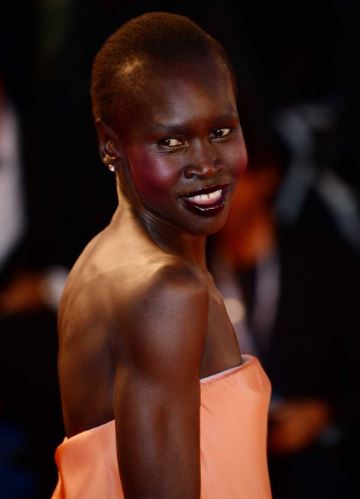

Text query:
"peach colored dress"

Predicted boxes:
[[52, 355, 272, 498]]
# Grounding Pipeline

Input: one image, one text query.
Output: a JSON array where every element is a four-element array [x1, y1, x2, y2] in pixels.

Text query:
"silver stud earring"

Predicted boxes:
[[103, 153, 117, 172]]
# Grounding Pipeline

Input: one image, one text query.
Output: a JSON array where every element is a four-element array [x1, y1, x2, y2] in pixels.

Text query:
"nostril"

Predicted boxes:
[[184, 160, 222, 179]]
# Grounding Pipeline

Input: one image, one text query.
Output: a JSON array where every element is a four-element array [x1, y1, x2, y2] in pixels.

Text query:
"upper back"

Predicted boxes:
[[58, 210, 242, 436], [58, 214, 196, 435]]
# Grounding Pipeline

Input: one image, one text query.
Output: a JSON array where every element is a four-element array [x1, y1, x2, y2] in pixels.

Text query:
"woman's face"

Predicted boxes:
[[117, 59, 247, 236]]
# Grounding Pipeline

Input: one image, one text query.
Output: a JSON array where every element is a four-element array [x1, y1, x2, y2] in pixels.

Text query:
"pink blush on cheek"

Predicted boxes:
[[235, 149, 248, 177], [129, 158, 177, 205]]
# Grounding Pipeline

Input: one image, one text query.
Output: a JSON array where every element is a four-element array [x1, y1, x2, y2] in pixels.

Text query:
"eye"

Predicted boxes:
[[210, 128, 231, 140], [158, 137, 183, 148]]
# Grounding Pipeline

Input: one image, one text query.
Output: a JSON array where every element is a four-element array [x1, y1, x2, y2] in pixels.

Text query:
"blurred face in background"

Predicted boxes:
[[215, 162, 281, 267]]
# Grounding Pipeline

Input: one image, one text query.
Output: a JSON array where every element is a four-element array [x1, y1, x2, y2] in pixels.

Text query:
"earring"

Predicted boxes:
[[103, 153, 117, 172]]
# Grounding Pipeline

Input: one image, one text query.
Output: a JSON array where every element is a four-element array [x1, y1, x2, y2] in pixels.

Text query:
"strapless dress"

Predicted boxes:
[[52, 354, 272, 498]]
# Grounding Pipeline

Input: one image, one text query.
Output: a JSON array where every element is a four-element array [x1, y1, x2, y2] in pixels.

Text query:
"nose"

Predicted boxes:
[[184, 142, 223, 179]]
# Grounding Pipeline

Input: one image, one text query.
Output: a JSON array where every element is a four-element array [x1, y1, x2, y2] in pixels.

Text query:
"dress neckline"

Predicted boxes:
[[200, 354, 252, 384], [62, 355, 257, 442]]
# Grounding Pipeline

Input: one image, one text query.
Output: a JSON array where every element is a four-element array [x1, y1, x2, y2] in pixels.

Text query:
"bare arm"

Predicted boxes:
[[113, 265, 208, 499]]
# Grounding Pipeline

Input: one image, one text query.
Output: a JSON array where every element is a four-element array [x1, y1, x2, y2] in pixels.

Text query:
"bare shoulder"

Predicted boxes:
[[138, 259, 208, 306], [59, 250, 207, 336], [58, 231, 210, 382], [124, 259, 209, 326], [114, 259, 210, 384]]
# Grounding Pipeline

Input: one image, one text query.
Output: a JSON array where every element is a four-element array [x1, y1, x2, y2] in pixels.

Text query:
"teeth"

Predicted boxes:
[[187, 189, 222, 205]]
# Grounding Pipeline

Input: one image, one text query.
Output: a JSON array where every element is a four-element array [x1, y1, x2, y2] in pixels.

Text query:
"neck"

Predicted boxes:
[[115, 176, 208, 270]]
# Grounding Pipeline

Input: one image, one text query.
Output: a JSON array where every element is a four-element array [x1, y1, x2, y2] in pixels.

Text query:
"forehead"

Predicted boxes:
[[115, 59, 237, 136]]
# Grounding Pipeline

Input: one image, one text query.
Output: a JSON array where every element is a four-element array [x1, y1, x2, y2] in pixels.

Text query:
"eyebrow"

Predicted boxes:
[[151, 111, 239, 134]]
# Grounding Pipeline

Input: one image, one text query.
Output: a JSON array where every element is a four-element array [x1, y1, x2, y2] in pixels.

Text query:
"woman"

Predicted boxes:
[[53, 12, 272, 498]]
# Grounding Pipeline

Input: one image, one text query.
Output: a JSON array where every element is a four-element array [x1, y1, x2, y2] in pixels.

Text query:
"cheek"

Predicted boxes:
[[129, 153, 179, 203], [238, 145, 248, 174], [227, 142, 248, 180]]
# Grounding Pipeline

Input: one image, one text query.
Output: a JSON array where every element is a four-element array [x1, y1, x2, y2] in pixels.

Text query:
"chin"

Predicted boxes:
[[183, 209, 230, 236]]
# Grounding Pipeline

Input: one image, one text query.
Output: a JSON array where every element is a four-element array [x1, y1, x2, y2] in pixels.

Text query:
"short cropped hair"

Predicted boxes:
[[91, 12, 236, 125]]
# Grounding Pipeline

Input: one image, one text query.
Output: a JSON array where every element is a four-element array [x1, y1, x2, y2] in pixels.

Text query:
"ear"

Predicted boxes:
[[95, 119, 126, 172]]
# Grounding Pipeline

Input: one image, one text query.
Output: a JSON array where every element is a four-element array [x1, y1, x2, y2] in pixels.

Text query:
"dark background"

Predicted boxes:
[[1, 1, 359, 498]]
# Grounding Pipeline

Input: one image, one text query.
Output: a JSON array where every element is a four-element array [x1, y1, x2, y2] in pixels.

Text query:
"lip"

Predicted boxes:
[[182, 183, 229, 198], [180, 184, 230, 217]]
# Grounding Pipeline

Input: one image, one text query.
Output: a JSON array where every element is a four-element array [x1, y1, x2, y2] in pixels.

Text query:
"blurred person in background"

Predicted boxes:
[[208, 100, 360, 499], [0, 75, 66, 498]]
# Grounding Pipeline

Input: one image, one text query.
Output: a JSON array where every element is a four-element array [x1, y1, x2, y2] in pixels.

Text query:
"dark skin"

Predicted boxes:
[[58, 58, 247, 498]]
